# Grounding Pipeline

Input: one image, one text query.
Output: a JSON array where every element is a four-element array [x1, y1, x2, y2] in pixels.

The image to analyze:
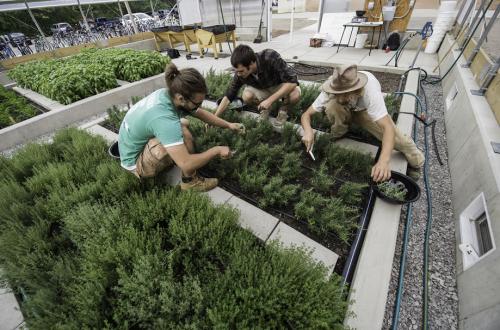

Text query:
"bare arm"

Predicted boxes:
[[214, 96, 231, 117], [371, 115, 395, 182], [166, 143, 227, 177], [300, 106, 317, 152], [195, 108, 231, 128]]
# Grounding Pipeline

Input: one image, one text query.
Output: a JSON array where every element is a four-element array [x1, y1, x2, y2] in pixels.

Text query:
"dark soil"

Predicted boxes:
[[290, 63, 404, 93]]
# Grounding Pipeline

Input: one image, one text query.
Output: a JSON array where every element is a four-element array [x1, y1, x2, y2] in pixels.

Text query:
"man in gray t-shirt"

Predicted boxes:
[[301, 64, 424, 182]]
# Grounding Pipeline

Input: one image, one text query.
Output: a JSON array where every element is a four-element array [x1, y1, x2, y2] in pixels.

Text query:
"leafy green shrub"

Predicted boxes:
[[8, 49, 170, 104], [325, 144, 372, 180], [239, 163, 269, 194], [338, 182, 368, 206], [295, 190, 359, 242], [74, 48, 170, 82], [204, 68, 233, 100], [0, 129, 349, 328], [311, 161, 335, 194], [289, 82, 321, 120], [0, 85, 38, 129], [260, 176, 299, 209], [280, 151, 302, 181]]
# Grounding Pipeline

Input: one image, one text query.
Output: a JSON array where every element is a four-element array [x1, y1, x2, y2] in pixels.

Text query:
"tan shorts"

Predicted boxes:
[[132, 138, 174, 179], [243, 83, 301, 102]]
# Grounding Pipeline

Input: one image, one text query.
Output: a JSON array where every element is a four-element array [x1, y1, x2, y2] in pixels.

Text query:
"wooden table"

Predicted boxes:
[[336, 21, 383, 56], [153, 29, 197, 54]]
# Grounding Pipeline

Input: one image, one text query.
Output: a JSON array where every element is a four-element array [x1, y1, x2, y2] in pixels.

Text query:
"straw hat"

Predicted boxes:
[[322, 64, 368, 94]]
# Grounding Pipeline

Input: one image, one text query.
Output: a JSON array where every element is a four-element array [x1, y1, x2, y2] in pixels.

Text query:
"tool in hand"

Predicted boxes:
[[308, 143, 316, 161]]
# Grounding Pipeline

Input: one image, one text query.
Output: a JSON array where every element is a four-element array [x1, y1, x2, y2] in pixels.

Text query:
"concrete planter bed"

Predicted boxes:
[[0, 58, 420, 328], [7, 48, 169, 105], [0, 73, 167, 152], [0, 85, 47, 129], [98, 103, 376, 277], [0, 128, 349, 328]]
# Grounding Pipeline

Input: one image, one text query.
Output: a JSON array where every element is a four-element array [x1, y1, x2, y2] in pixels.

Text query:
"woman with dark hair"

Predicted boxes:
[[118, 63, 245, 191]]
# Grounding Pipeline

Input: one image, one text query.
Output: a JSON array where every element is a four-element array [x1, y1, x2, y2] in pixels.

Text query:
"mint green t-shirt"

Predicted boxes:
[[118, 88, 183, 169]]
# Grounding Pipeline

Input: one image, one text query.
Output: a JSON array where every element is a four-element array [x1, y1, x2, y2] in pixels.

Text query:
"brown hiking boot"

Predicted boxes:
[[274, 110, 289, 127], [180, 174, 218, 192], [259, 109, 270, 121]]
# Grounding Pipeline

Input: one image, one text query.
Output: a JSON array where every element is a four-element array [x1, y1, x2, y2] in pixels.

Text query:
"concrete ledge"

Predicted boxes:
[[345, 70, 419, 329], [268, 222, 339, 276], [112, 38, 156, 51], [0, 290, 24, 329], [0, 73, 166, 152], [85, 124, 118, 143], [226, 196, 279, 242], [13, 86, 65, 111]]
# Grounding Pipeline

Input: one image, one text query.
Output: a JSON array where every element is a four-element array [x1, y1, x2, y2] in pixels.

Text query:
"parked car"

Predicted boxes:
[[121, 13, 154, 26], [51, 23, 73, 34]]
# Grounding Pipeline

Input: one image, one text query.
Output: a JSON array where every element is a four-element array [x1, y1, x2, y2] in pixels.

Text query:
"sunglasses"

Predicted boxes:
[[185, 95, 203, 109]]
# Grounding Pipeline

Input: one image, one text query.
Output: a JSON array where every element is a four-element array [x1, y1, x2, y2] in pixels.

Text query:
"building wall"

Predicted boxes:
[[438, 34, 500, 330]]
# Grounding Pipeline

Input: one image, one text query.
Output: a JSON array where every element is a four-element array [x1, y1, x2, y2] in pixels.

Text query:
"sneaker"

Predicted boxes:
[[274, 110, 289, 127], [180, 175, 218, 192], [259, 109, 270, 121]]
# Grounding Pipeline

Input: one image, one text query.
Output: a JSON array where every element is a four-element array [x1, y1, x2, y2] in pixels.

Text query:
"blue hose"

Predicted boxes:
[[391, 77, 433, 329]]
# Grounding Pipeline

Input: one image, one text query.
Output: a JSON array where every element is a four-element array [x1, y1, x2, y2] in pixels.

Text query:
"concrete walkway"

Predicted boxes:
[[170, 17, 439, 74]]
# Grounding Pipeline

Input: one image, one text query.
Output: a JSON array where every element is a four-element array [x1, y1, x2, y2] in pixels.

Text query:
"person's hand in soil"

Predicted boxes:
[[302, 130, 314, 152], [228, 123, 246, 134], [371, 160, 391, 182], [258, 98, 273, 112], [218, 146, 232, 159]]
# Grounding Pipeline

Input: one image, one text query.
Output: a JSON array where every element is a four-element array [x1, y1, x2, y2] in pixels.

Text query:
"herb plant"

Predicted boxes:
[[0, 128, 349, 328], [8, 49, 170, 105], [204, 68, 233, 100], [190, 111, 373, 242], [377, 179, 408, 201], [0, 85, 38, 129]]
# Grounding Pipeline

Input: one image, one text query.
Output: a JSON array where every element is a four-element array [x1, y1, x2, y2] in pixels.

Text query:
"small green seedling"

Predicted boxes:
[[377, 179, 408, 201]]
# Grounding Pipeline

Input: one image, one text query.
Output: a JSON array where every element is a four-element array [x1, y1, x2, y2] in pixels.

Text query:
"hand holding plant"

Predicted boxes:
[[228, 123, 246, 134], [258, 98, 273, 111], [371, 159, 391, 182], [218, 146, 232, 159]]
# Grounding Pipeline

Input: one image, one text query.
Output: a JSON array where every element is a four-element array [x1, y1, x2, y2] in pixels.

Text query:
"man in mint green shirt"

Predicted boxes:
[[118, 64, 244, 191]]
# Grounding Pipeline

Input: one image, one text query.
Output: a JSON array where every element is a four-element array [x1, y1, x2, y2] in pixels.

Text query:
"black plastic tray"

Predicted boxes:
[[372, 170, 421, 204]]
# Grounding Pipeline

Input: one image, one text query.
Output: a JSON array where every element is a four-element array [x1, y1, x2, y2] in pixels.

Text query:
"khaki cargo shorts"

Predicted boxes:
[[132, 138, 174, 179], [243, 83, 301, 102]]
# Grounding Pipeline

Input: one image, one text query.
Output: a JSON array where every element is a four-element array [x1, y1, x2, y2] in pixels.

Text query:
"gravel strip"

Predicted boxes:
[[382, 79, 458, 329]]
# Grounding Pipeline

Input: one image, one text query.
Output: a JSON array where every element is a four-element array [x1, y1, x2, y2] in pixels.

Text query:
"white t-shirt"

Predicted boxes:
[[311, 71, 388, 122]]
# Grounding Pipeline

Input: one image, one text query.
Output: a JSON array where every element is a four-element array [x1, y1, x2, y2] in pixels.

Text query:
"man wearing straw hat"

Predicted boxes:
[[301, 64, 424, 182]]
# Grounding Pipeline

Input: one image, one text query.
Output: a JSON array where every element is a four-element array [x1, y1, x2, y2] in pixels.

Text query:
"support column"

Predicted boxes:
[[77, 0, 92, 32], [24, 0, 47, 39], [117, 0, 124, 17], [124, 0, 139, 34]]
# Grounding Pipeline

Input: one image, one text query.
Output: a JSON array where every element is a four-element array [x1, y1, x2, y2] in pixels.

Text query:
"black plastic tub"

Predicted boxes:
[[372, 171, 421, 204], [202, 24, 236, 34], [108, 141, 120, 160]]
